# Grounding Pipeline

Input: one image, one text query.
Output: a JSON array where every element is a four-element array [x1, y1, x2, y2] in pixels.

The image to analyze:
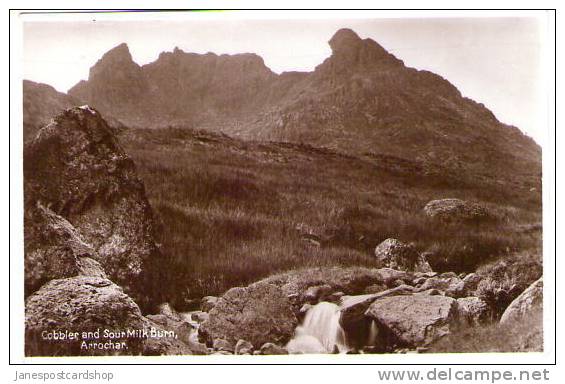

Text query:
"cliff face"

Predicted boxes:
[[69, 45, 277, 128], [24, 106, 163, 311], [66, 28, 540, 187]]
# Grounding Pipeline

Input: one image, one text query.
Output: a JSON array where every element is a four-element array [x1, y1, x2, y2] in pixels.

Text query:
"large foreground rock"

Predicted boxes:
[[340, 285, 414, 349], [500, 278, 543, 324], [25, 276, 191, 356], [199, 282, 298, 348], [374, 238, 431, 272], [24, 106, 161, 310], [24, 203, 107, 295], [365, 295, 458, 347]]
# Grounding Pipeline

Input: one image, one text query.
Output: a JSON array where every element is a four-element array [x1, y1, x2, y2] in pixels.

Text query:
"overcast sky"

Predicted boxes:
[[22, 14, 547, 143]]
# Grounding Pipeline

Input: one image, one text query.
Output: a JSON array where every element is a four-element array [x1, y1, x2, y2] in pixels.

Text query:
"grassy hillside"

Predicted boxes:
[[120, 127, 542, 310]]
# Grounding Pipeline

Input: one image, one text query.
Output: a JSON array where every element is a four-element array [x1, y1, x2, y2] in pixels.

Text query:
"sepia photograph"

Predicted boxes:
[[12, 9, 554, 363]]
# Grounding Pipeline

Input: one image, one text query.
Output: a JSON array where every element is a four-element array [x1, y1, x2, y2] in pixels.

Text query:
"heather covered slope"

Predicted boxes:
[[119, 127, 542, 309], [68, 28, 541, 187]]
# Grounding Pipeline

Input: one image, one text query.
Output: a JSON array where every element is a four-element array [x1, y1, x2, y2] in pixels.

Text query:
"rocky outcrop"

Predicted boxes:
[[374, 238, 432, 272], [365, 295, 459, 347], [423, 198, 489, 222], [24, 106, 162, 310], [25, 276, 191, 356], [199, 282, 298, 348], [24, 202, 106, 295], [500, 278, 543, 324], [22, 106, 196, 356]]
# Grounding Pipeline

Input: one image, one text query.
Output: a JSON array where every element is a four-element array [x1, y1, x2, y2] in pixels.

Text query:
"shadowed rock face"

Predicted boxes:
[[24, 202, 106, 296], [24, 106, 162, 310]]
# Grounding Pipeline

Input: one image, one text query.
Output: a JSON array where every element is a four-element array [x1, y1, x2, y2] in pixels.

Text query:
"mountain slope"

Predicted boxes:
[[65, 28, 540, 187], [23, 80, 81, 141]]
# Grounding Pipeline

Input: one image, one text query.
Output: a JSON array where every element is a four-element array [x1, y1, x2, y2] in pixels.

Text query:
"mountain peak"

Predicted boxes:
[[102, 43, 132, 61], [86, 42, 141, 82], [328, 28, 362, 53], [323, 28, 403, 72]]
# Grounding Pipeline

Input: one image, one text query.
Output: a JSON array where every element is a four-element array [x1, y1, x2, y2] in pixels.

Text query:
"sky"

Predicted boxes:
[[21, 13, 548, 144]]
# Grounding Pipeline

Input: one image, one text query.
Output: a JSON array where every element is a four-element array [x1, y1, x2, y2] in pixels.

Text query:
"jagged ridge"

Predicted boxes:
[[55, 29, 541, 186]]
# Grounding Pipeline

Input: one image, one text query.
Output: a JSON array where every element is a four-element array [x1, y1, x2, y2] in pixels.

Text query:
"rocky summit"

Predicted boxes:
[[24, 106, 162, 310]]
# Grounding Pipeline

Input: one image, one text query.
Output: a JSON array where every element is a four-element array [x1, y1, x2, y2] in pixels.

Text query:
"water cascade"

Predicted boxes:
[[286, 301, 349, 354]]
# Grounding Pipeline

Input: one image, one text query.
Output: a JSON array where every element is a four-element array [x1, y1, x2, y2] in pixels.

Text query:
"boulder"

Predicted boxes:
[[456, 297, 491, 325], [25, 276, 190, 356], [327, 291, 345, 302], [24, 106, 162, 310], [374, 239, 431, 272], [462, 273, 482, 293], [201, 296, 219, 312], [445, 281, 467, 298], [365, 295, 459, 347], [190, 311, 209, 323], [412, 277, 427, 286], [423, 198, 489, 221], [339, 285, 414, 348], [375, 268, 413, 287], [213, 339, 235, 353], [260, 343, 289, 355], [157, 302, 183, 321], [141, 335, 194, 356], [416, 275, 462, 294], [145, 310, 207, 354], [235, 339, 254, 355], [500, 278, 543, 324], [303, 284, 333, 303], [199, 283, 298, 348]]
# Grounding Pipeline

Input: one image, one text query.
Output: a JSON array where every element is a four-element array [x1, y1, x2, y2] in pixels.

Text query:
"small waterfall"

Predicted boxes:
[[367, 320, 379, 346], [180, 311, 202, 344], [286, 302, 349, 354]]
